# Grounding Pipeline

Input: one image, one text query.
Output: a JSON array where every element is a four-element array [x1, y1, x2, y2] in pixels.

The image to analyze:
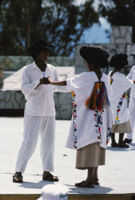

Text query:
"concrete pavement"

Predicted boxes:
[[0, 117, 135, 199]]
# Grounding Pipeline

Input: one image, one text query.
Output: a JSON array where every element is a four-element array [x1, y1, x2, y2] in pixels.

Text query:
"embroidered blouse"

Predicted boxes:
[[108, 71, 132, 125], [65, 71, 112, 150]]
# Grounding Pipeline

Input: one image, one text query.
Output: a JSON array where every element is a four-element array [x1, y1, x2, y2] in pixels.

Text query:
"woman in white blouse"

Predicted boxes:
[[109, 54, 132, 148], [124, 65, 135, 143], [47, 46, 112, 188]]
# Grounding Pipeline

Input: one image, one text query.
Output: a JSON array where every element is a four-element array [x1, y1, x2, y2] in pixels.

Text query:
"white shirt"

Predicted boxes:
[[127, 65, 135, 81], [65, 72, 112, 150], [21, 62, 59, 116], [109, 71, 132, 124], [127, 65, 135, 115]]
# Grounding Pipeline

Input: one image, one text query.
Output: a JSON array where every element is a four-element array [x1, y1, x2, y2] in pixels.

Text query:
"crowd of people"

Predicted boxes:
[[12, 40, 134, 190]]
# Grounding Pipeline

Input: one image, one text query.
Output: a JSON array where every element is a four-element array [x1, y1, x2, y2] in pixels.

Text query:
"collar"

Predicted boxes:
[[32, 61, 48, 73]]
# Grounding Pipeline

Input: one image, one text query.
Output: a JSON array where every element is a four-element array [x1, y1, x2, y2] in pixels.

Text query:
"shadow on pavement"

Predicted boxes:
[[19, 181, 113, 194], [19, 181, 53, 189], [107, 145, 135, 151], [65, 184, 113, 194]]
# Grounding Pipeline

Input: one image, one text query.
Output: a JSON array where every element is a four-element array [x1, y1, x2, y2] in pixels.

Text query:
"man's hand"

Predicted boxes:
[[34, 77, 50, 89], [40, 77, 50, 85]]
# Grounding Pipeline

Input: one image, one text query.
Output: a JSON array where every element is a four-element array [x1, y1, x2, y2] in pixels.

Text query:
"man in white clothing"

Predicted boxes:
[[13, 40, 59, 183]]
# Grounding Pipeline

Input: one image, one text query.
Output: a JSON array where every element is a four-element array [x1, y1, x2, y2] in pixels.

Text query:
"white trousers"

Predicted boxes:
[[15, 116, 55, 172]]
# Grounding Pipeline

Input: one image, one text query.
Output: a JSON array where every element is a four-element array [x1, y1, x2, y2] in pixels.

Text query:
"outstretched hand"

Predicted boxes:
[[40, 78, 66, 86]]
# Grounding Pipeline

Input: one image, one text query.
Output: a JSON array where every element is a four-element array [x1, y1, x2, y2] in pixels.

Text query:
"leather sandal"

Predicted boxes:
[[111, 142, 118, 147], [123, 138, 132, 144], [75, 180, 94, 188], [42, 172, 59, 182], [13, 172, 23, 183], [93, 178, 99, 185], [118, 142, 129, 148]]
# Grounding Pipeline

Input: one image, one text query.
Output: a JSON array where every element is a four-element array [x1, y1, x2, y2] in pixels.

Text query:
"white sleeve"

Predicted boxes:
[[54, 68, 71, 93], [124, 77, 132, 91], [127, 66, 135, 80], [66, 75, 83, 91], [21, 68, 40, 96]]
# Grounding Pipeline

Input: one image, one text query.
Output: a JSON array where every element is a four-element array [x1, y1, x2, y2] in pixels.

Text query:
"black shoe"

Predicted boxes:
[[123, 138, 132, 143], [111, 142, 118, 147], [75, 180, 94, 188], [13, 172, 23, 183], [42, 172, 59, 182], [118, 142, 129, 148]]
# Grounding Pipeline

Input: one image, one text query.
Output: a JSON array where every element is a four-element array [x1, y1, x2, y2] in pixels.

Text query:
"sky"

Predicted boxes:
[[74, 0, 111, 44], [79, 18, 111, 44]]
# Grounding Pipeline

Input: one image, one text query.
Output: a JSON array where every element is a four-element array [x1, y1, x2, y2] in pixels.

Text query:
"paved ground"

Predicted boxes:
[[0, 117, 135, 196]]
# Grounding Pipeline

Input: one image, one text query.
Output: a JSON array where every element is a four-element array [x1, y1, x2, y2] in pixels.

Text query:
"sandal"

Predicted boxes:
[[123, 138, 132, 144], [75, 180, 94, 188], [42, 172, 59, 182], [93, 178, 99, 185], [118, 142, 129, 148], [13, 172, 23, 183], [111, 142, 118, 147]]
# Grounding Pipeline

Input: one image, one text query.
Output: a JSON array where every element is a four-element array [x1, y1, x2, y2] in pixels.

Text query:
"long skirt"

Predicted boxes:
[[76, 142, 105, 169], [111, 120, 131, 133]]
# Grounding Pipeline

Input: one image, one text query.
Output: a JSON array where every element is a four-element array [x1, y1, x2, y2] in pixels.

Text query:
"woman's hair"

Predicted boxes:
[[109, 54, 128, 70], [80, 46, 109, 68]]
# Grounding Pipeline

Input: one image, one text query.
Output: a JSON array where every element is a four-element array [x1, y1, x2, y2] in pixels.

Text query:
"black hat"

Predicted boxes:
[[80, 46, 109, 68], [110, 54, 128, 69], [28, 40, 53, 59]]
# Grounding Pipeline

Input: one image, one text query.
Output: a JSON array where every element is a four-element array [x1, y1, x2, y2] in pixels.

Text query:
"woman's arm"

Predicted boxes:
[[49, 79, 67, 86]]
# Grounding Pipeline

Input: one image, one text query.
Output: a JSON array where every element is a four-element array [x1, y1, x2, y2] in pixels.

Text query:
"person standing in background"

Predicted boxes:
[[109, 54, 132, 148], [124, 65, 135, 143]]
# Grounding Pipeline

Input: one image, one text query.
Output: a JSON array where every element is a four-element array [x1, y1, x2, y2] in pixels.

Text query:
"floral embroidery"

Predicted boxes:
[[94, 109, 111, 144], [94, 109, 104, 140], [110, 77, 113, 85], [114, 92, 128, 124], [71, 90, 77, 148], [106, 128, 112, 144]]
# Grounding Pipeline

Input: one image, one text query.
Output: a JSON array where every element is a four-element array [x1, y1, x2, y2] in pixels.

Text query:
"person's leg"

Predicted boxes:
[[111, 132, 118, 147], [93, 166, 99, 185], [40, 117, 58, 181], [13, 116, 41, 182], [86, 167, 95, 182], [124, 93, 135, 143], [124, 118, 134, 143], [75, 168, 94, 187], [118, 133, 129, 148], [124, 133, 132, 143]]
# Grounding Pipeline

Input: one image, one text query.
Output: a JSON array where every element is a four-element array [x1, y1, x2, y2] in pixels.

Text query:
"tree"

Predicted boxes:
[[0, 0, 46, 55], [98, 0, 135, 26], [0, 0, 99, 56], [98, 0, 135, 42]]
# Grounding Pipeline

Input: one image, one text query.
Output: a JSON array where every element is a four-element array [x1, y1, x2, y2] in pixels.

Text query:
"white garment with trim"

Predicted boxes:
[[126, 66, 135, 139], [65, 71, 112, 150], [21, 61, 67, 116], [109, 71, 132, 124]]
